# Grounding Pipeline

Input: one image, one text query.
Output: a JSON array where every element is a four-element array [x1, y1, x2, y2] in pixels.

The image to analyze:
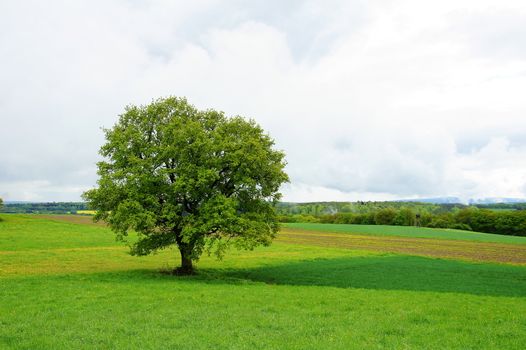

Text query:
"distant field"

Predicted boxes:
[[1, 214, 526, 349], [284, 222, 526, 244], [76, 210, 96, 215]]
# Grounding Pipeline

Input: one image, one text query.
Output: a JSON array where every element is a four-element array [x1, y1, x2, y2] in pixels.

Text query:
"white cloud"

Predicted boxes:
[[1, 0, 526, 202]]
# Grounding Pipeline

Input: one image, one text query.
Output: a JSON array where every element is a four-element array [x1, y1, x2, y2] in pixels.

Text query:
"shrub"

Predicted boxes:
[[448, 223, 472, 231], [426, 218, 449, 228], [374, 208, 397, 225], [393, 208, 415, 226]]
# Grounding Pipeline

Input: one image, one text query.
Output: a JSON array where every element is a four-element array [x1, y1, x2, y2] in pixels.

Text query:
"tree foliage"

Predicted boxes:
[[83, 97, 289, 273]]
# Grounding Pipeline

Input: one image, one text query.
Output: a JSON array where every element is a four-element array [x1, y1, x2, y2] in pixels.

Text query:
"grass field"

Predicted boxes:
[[1, 214, 526, 349], [284, 222, 526, 244]]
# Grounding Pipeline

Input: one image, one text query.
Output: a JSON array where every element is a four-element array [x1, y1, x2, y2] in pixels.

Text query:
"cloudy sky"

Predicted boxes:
[[1, 0, 526, 202]]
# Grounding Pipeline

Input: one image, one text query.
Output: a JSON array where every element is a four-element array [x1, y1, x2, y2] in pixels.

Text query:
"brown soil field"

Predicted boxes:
[[278, 228, 526, 265], [40, 214, 107, 227]]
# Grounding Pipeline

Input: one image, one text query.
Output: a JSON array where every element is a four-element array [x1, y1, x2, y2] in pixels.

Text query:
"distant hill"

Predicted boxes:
[[468, 197, 526, 204], [398, 197, 462, 204], [398, 197, 526, 204]]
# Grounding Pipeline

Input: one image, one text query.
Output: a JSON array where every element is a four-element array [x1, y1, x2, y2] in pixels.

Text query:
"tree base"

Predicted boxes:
[[159, 266, 197, 276], [172, 266, 197, 276]]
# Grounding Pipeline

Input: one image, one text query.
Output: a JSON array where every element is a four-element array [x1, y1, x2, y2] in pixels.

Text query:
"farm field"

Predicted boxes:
[[284, 222, 526, 244], [1, 214, 526, 349]]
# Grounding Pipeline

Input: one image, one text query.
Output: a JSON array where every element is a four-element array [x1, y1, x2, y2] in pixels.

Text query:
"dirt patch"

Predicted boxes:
[[39, 215, 107, 227], [278, 229, 526, 265]]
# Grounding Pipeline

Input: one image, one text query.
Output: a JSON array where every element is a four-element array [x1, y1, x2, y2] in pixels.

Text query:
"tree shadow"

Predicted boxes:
[[216, 255, 526, 297], [45, 254, 526, 298]]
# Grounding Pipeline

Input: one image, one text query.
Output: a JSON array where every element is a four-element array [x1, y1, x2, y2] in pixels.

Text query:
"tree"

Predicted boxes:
[[83, 97, 289, 274], [374, 207, 397, 225], [393, 207, 415, 226]]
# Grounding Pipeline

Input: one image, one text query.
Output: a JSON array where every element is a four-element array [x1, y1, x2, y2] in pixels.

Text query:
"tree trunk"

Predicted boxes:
[[175, 245, 194, 275]]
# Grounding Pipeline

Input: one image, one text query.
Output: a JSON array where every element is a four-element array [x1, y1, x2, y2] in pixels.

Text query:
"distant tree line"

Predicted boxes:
[[277, 202, 526, 237], [0, 202, 88, 214], [276, 201, 468, 216], [2, 200, 526, 236], [474, 202, 526, 210]]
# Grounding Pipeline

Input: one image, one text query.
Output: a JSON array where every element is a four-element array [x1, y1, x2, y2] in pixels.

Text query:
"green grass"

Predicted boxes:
[[0, 214, 122, 251], [1, 214, 526, 349], [284, 222, 526, 244]]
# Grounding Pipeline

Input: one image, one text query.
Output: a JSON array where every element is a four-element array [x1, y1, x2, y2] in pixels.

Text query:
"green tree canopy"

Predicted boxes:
[[83, 97, 288, 274]]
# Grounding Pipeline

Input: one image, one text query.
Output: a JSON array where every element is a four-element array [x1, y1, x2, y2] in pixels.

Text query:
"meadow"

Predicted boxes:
[[1, 214, 526, 349]]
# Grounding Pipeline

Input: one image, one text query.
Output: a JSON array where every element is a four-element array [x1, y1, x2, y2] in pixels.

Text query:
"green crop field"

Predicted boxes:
[[1, 214, 526, 349]]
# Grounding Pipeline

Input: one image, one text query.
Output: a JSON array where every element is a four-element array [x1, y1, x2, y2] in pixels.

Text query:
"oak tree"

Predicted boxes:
[[83, 97, 288, 274]]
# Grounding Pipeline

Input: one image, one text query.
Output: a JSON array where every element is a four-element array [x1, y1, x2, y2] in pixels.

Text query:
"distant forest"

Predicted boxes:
[[0, 202, 88, 214], [277, 201, 526, 236], [2, 200, 525, 215], [2, 201, 526, 236], [276, 201, 526, 216]]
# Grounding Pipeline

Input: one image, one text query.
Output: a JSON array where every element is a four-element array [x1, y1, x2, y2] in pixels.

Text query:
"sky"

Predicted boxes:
[[1, 0, 526, 202]]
